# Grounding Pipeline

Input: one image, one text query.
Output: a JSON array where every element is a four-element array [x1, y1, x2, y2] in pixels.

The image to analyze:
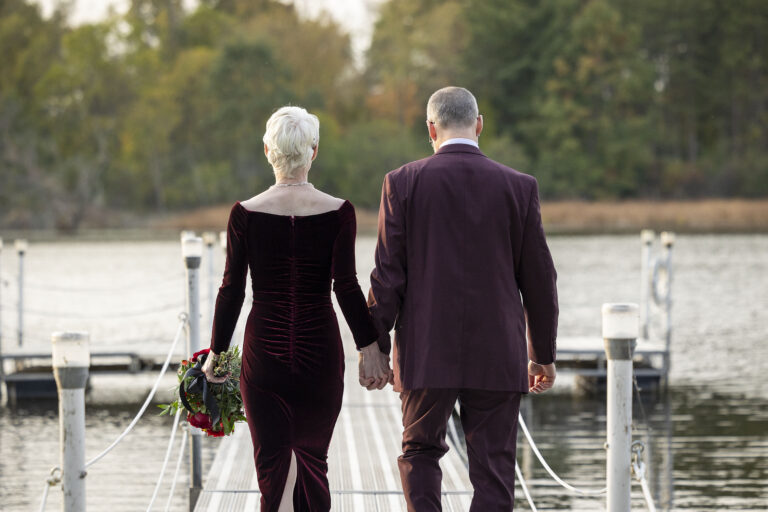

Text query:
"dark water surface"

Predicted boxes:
[[0, 234, 766, 510]]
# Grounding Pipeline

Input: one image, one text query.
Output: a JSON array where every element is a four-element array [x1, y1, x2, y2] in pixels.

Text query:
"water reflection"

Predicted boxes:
[[0, 402, 218, 511], [2, 235, 767, 510], [509, 385, 768, 510]]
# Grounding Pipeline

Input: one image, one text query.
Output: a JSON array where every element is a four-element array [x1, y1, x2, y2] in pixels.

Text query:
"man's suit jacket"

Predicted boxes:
[[367, 143, 558, 392]]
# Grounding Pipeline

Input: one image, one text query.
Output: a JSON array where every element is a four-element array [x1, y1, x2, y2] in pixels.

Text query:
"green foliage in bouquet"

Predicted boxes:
[[159, 347, 246, 437]]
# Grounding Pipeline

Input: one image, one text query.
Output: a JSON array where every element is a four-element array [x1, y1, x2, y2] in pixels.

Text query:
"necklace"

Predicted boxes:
[[271, 181, 313, 188]]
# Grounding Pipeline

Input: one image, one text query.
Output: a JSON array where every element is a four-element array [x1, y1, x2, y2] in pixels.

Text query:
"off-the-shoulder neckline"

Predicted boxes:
[[236, 199, 350, 218]]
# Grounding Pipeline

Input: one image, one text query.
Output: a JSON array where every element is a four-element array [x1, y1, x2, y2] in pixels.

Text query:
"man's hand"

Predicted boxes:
[[358, 342, 393, 390], [528, 361, 556, 394], [201, 352, 228, 384]]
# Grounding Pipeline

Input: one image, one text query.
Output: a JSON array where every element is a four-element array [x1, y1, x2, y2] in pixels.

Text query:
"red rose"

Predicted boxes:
[[191, 348, 210, 363], [187, 412, 212, 430], [206, 428, 225, 437]]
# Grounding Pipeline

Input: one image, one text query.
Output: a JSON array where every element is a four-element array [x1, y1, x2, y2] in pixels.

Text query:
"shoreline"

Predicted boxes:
[[2, 199, 767, 241]]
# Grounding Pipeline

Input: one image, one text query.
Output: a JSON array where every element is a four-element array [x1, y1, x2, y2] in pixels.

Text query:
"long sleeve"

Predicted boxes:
[[210, 203, 248, 354], [367, 173, 407, 356], [332, 202, 379, 350], [517, 180, 559, 365]]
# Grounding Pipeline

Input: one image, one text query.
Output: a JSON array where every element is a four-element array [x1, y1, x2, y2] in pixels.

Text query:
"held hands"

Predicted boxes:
[[528, 361, 556, 394], [358, 342, 394, 391], [201, 351, 229, 384]]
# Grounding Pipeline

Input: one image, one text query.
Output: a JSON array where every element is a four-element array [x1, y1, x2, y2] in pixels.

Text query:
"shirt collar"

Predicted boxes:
[[439, 137, 479, 149]]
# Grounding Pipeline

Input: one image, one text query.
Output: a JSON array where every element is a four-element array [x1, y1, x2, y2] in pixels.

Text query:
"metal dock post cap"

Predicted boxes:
[[202, 231, 217, 246], [182, 236, 203, 269], [14, 239, 28, 253], [603, 303, 639, 360], [52, 332, 90, 388], [180, 230, 196, 242], [660, 231, 676, 247], [602, 303, 639, 337], [641, 229, 655, 244]]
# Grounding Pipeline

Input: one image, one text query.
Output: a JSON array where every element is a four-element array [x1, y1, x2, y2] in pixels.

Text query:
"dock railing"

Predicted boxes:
[[30, 231, 661, 511]]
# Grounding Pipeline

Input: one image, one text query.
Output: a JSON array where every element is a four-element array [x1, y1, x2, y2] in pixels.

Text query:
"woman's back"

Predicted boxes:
[[211, 198, 376, 376]]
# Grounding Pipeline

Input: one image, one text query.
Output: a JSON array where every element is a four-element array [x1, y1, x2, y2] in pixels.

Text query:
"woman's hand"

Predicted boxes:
[[358, 342, 393, 390], [201, 351, 228, 384]]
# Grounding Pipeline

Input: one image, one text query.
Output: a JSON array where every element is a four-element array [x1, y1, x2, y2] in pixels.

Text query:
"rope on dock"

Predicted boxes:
[[146, 407, 183, 511], [37, 468, 61, 512], [632, 441, 658, 512], [36, 313, 187, 512], [517, 413, 608, 496], [164, 428, 188, 512], [85, 313, 187, 468]]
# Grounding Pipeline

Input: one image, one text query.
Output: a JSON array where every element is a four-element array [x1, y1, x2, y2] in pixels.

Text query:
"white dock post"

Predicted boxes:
[[15, 239, 27, 348], [639, 230, 654, 340], [52, 332, 90, 512], [603, 303, 639, 512], [182, 235, 204, 511], [0, 238, 4, 400], [660, 232, 675, 385], [203, 232, 217, 329]]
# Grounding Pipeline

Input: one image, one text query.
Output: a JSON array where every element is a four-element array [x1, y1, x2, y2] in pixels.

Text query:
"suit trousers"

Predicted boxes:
[[398, 388, 522, 511]]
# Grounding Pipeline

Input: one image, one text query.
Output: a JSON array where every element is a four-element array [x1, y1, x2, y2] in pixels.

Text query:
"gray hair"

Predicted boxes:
[[426, 86, 479, 130], [262, 106, 319, 178]]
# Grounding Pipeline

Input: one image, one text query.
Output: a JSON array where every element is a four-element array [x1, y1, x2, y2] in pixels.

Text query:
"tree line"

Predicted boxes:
[[1, 0, 766, 229]]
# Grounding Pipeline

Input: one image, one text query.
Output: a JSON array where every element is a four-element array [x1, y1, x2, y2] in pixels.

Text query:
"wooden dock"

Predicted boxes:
[[193, 355, 474, 511]]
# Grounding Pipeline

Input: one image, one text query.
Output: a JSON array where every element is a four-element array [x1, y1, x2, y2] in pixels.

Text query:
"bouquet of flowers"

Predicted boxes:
[[159, 347, 246, 437]]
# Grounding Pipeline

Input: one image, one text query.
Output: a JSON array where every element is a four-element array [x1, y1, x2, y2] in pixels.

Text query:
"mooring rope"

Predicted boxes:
[[85, 314, 187, 468], [517, 413, 608, 496], [146, 407, 183, 511], [164, 427, 189, 512], [632, 441, 658, 511]]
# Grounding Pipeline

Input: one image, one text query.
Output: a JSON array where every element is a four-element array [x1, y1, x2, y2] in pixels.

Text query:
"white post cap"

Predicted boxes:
[[203, 232, 217, 246], [52, 332, 90, 368], [15, 239, 28, 252], [0, 237, 4, 250], [641, 229, 655, 244], [219, 231, 227, 250], [180, 230, 196, 243], [182, 236, 204, 259], [602, 303, 639, 339], [660, 231, 676, 247]]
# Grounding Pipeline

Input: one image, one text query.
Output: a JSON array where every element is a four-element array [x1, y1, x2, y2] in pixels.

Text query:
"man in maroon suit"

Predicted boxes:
[[365, 86, 559, 511]]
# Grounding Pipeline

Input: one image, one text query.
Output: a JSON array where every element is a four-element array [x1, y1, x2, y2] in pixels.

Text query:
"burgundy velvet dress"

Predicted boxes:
[[210, 200, 378, 511]]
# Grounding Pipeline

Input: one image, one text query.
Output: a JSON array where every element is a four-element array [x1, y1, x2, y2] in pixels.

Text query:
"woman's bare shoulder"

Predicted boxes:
[[310, 189, 345, 210], [239, 190, 273, 211], [238, 187, 345, 215]]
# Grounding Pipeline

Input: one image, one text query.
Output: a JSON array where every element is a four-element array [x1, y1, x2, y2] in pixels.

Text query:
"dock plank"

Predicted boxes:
[[194, 356, 472, 512]]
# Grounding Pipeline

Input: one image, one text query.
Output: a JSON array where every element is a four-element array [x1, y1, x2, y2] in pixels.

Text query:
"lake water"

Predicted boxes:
[[0, 234, 766, 510]]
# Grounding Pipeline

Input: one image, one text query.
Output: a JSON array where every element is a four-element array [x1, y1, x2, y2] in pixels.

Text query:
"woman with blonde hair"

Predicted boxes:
[[202, 106, 391, 510]]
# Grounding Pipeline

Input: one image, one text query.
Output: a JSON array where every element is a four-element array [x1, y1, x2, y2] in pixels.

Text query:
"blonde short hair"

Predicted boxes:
[[262, 106, 319, 178]]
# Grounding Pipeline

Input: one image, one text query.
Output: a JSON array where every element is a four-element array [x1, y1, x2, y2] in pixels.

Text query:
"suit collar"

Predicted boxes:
[[435, 143, 484, 156]]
